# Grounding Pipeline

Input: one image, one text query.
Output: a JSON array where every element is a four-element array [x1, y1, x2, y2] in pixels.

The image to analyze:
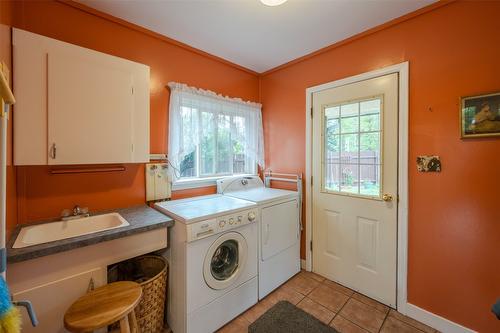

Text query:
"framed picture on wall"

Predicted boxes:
[[460, 92, 500, 138]]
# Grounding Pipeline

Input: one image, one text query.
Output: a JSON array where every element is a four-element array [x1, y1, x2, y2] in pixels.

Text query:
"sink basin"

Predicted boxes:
[[12, 213, 130, 248]]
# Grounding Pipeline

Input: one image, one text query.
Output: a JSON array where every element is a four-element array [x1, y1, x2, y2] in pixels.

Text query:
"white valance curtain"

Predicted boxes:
[[168, 82, 265, 178]]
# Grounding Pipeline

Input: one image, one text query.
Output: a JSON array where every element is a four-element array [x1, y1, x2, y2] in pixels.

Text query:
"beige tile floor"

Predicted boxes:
[[217, 271, 438, 333]]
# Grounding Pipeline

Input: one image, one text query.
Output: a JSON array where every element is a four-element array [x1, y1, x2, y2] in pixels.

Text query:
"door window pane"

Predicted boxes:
[[325, 106, 340, 134], [340, 164, 359, 194], [360, 114, 380, 132], [324, 163, 340, 192], [341, 133, 358, 160], [360, 164, 380, 196], [322, 97, 382, 198], [360, 99, 380, 115], [360, 132, 380, 164]]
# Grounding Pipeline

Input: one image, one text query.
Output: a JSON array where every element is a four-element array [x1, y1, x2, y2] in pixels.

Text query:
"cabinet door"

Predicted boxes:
[[12, 267, 105, 333], [47, 50, 134, 165]]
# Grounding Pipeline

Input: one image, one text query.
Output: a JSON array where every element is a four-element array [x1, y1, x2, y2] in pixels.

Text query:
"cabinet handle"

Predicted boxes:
[[50, 143, 56, 159]]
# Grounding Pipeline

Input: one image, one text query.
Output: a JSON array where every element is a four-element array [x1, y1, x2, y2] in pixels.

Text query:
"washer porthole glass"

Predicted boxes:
[[210, 240, 239, 280]]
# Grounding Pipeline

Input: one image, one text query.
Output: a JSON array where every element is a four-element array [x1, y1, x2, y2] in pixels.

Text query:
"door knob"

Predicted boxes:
[[382, 194, 393, 202]]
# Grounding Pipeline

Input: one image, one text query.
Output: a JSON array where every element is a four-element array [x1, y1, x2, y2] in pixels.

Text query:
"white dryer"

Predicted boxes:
[[155, 195, 258, 333], [218, 176, 301, 299]]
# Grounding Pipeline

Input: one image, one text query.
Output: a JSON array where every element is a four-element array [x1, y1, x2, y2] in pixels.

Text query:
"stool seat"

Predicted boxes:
[[64, 281, 142, 333]]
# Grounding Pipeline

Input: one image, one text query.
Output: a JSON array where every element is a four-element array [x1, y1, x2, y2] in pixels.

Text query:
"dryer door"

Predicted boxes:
[[261, 199, 300, 261], [204, 232, 248, 290]]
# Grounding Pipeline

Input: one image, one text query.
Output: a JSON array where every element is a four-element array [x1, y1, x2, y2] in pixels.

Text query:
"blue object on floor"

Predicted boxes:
[[0, 276, 21, 332], [492, 299, 500, 320], [0, 276, 10, 315]]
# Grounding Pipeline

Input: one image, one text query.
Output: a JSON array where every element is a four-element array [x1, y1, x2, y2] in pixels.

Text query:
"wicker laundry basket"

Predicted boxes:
[[108, 255, 168, 333]]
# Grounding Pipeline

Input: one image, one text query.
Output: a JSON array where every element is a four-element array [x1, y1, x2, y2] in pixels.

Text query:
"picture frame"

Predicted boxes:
[[460, 92, 500, 138]]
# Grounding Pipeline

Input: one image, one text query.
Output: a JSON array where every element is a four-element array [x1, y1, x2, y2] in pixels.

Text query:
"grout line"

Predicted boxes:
[[331, 314, 370, 333], [328, 293, 351, 326], [378, 309, 390, 333], [386, 312, 429, 333], [350, 294, 390, 315]]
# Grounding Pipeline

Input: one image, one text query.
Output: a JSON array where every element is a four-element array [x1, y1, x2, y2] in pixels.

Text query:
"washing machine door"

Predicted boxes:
[[204, 231, 248, 290]]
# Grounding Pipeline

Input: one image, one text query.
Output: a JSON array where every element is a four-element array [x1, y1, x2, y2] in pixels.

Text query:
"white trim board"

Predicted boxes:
[[304, 62, 475, 333], [406, 304, 476, 333]]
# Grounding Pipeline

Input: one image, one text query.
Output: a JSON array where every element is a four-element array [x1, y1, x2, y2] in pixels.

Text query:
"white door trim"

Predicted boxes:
[[305, 62, 409, 309]]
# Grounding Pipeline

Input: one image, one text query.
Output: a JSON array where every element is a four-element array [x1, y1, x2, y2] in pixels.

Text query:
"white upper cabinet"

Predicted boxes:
[[13, 28, 150, 165]]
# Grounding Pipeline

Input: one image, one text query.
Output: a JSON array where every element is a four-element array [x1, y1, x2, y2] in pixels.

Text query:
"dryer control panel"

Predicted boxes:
[[186, 209, 258, 242]]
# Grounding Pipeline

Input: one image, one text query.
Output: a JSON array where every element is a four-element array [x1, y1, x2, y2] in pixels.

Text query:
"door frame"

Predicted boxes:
[[304, 62, 409, 314]]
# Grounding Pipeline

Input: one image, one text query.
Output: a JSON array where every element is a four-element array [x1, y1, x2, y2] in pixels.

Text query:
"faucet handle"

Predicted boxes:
[[61, 209, 71, 218], [72, 205, 81, 215]]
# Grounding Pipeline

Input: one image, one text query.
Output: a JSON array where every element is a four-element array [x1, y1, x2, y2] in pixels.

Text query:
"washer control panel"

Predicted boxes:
[[187, 209, 258, 242]]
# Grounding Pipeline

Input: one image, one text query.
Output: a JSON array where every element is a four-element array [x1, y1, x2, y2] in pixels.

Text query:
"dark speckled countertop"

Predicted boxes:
[[7, 205, 174, 263]]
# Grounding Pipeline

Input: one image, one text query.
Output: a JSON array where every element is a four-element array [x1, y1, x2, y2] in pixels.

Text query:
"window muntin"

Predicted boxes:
[[322, 96, 383, 198]]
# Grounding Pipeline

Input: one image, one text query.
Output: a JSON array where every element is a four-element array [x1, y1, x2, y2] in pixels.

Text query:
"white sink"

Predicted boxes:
[[12, 213, 130, 248]]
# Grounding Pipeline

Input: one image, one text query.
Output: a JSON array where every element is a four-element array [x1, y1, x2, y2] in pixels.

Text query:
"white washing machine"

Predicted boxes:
[[155, 195, 258, 333], [218, 176, 301, 299]]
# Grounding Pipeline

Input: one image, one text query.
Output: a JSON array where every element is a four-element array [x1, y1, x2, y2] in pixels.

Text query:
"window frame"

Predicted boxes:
[[320, 94, 385, 200], [171, 105, 259, 191]]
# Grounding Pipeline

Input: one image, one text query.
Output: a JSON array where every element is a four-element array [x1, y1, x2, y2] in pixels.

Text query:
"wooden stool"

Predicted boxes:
[[64, 281, 142, 333]]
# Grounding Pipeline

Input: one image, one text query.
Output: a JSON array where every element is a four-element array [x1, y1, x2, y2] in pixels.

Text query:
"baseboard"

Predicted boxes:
[[300, 259, 306, 270], [405, 303, 476, 333]]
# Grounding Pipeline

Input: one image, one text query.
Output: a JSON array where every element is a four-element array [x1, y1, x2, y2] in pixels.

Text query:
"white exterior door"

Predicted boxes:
[[312, 73, 398, 307]]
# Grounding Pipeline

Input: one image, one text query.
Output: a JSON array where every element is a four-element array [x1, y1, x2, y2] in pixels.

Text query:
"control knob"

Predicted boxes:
[[248, 212, 256, 221]]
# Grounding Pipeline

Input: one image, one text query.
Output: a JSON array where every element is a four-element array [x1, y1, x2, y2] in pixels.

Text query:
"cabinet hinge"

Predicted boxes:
[[310, 240, 313, 252], [131, 143, 134, 152], [131, 86, 134, 95], [310, 176, 313, 187], [310, 107, 313, 118]]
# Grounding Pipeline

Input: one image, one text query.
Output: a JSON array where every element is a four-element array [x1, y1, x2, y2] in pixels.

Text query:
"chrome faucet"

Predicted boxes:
[[61, 205, 90, 221]]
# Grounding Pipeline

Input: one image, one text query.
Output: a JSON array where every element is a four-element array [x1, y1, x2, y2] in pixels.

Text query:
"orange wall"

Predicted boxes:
[[260, 1, 500, 332], [9, 0, 256, 224]]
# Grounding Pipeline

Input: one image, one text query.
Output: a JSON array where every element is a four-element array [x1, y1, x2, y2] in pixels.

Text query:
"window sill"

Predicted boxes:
[[172, 174, 257, 191]]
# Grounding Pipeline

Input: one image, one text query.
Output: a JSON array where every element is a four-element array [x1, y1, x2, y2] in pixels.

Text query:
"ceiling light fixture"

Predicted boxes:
[[260, 0, 288, 6]]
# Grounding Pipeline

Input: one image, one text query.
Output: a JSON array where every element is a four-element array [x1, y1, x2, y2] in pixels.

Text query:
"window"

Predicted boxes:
[[168, 83, 264, 187], [322, 97, 382, 198]]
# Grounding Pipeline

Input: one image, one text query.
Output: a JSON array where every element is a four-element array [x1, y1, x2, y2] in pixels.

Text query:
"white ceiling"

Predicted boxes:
[[76, 0, 435, 73]]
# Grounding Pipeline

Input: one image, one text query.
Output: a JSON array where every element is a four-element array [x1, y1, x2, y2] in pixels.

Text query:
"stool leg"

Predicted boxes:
[[128, 309, 139, 333], [119, 315, 131, 333]]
